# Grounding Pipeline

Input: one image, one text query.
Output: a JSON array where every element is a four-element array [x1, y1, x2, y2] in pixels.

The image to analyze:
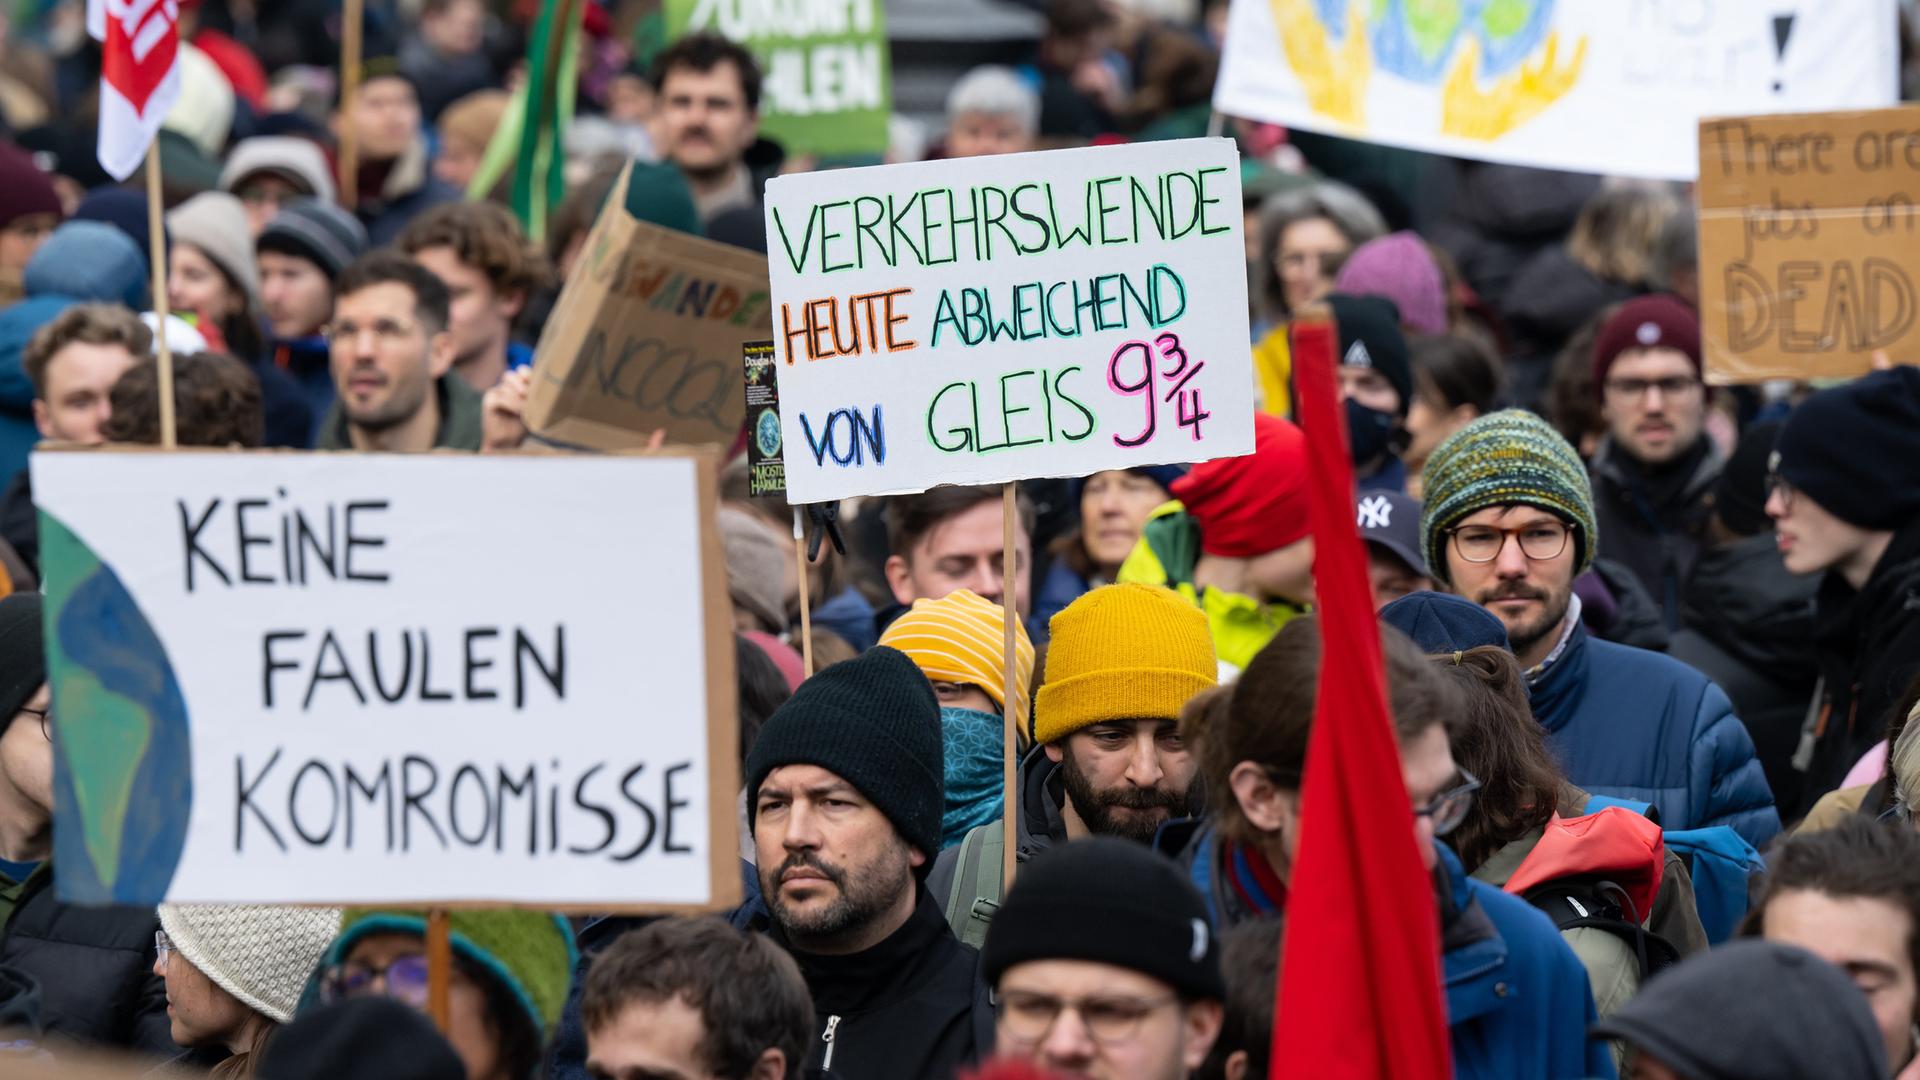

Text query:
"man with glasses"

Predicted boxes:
[[983, 837, 1225, 1080], [1768, 365, 1920, 814], [316, 251, 483, 452], [1587, 295, 1721, 629], [1421, 409, 1779, 848], [0, 593, 174, 1052]]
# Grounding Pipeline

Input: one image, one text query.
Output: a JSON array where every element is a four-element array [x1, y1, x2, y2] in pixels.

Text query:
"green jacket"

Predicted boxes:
[[1116, 501, 1305, 673], [317, 372, 484, 451]]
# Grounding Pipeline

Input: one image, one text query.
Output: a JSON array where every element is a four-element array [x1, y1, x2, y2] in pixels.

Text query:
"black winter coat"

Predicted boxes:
[[765, 891, 993, 1080], [1801, 519, 1920, 815], [1670, 534, 1819, 813], [0, 864, 172, 1055], [1591, 437, 1724, 630]]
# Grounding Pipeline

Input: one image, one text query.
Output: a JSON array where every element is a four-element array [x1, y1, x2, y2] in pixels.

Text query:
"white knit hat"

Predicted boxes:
[[158, 904, 342, 1024]]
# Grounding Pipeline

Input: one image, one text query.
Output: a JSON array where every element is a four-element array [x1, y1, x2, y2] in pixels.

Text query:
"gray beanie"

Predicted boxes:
[[257, 198, 369, 281], [167, 192, 261, 313]]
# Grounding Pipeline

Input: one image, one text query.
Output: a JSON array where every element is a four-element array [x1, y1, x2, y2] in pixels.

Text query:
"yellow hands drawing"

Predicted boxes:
[[1271, 0, 1371, 128], [1441, 30, 1588, 141]]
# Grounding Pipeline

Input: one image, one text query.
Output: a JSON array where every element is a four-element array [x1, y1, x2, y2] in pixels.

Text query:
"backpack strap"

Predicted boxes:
[[944, 824, 1006, 950], [1525, 878, 1680, 979]]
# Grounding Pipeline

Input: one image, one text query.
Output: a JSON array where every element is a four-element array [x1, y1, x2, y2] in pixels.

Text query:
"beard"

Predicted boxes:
[[1475, 579, 1573, 657], [1060, 749, 1188, 845], [760, 840, 912, 951]]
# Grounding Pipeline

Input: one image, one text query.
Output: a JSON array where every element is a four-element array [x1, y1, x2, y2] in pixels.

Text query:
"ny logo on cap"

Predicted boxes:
[[1358, 494, 1393, 529], [1344, 339, 1374, 369]]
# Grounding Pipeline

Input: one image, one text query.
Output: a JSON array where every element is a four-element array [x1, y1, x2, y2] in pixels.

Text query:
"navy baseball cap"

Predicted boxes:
[[1357, 489, 1429, 578]]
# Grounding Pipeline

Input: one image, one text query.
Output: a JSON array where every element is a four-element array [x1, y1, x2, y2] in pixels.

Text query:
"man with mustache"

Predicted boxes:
[[1420, 409, 1778, 848], [316, 251, 482, 452], [1586, 295, 1721, 630], [651, 34, 776, 229], [747, 646, 993, 1080], [929, 583, 1216, 948]]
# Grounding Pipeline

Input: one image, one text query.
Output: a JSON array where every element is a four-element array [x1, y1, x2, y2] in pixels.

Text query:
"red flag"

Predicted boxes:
[[1271, 316, 1451, 1078], [88, 0, 183, 180]]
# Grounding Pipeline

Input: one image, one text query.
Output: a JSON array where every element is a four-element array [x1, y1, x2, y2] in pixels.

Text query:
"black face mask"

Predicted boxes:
[[1346, 397, 1399, 467]]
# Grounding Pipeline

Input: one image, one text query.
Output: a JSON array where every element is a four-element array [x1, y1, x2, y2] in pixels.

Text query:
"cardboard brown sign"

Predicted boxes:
[[1698, 106, 1920, 383], [525, 164, 772, 449]]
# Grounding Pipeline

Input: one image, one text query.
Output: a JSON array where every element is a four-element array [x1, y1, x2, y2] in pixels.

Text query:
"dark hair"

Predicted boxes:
[[885, 484, 1035, 559], [1196, 916, 1281, 1080], [1546, 303, 1616, 453], [1185, 617, 1461, 845], [103, 352, 264, 448], [1428, 646, 1561, 873], [581, 917, 812, 1080], [736, 634, 792, 768], [1048, 0, 1115, 37], [1411, 334, 1502, 416], [398, 202, 555, 298], [24, 303, 151, 397], [1744, 816, 1920, 994], [649, 33, 763, 113], [334, 250, 453, 332], [459, 951, 543, 1080]]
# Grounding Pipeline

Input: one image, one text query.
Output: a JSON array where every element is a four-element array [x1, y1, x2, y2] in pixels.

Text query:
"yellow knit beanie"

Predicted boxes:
[[1035, 583, 1217, 745], [879, 589, 1035, 733]]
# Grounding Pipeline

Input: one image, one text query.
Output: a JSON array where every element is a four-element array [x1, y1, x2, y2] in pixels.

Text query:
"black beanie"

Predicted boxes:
[[1715, 420, 1783, 537], [0, 594, 44, 730], [1328, 293, 1412, 415], [983, 837, 1224, 1001], [745, 646, 944, 861], [260, 998, 466, 1080], [1774, 367, 1920, 530]]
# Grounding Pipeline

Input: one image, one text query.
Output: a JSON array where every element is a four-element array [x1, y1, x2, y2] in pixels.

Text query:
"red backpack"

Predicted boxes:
[[1504, 806, 1679, 978]]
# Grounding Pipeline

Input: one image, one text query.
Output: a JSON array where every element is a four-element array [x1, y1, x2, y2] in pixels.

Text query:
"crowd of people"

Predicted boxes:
[[1, 1, 1919, 1079]]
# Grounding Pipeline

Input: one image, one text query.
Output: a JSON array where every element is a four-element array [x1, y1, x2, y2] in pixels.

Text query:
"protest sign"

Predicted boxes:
[[33, 449, 740, 911], [666, 0, 890, 158], [1214, 0, 1897, 180], [762, 138, 1255, 505], [1697, 106, 1920, 383], [525, 164, 770, 452]]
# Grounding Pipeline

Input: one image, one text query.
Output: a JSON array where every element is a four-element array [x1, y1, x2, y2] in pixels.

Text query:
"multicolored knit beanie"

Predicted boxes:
[[1419, 409, 1597, 586]]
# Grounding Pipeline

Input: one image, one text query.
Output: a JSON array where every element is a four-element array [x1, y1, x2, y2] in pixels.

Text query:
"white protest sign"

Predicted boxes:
[[33, 449, 739, 910], [762, 138, 1255, 504], [1214, 0, 1897, 180]]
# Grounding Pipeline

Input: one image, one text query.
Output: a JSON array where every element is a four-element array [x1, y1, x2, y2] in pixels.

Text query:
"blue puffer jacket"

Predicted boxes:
[[1530, 619, 1780, 850], [1440, 846, 1616, 1080]]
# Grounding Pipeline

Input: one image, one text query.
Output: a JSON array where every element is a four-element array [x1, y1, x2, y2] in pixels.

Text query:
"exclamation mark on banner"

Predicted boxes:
[[1771, 13, 1795, 93]]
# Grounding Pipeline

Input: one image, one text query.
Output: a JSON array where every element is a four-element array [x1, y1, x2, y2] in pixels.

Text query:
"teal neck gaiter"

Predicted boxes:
[[941, 706, 1006, 849]]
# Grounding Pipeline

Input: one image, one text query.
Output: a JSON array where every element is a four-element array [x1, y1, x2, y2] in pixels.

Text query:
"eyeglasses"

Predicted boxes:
[[998, 990, 1179, 1045], [320, 954, 431, 1010], [323, 318, 423, 347], [1445, 522, 1575, 564], [1415, 769, 1481, 837], [1603, 375, 1701, 400], [1766, 472, 1797, 514], [154, 930, 174, 966], [17, 705, 49, 742]]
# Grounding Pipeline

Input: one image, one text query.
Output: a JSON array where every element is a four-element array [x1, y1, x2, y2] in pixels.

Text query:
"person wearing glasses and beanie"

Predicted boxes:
[[1767, 366, 1920, 817], [1419, 409, 1778, 849], [1174, 617, 1613, 1079], [151, 904, 341, 1075]]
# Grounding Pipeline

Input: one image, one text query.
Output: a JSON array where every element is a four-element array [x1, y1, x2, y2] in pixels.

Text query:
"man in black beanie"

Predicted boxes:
[[1768, 366, 1920, 813], [983, 837, 1225, 1079], [1328, 293, 1415, 493], [745, 645, 992, 1080], [0, 593, 172, 1054]]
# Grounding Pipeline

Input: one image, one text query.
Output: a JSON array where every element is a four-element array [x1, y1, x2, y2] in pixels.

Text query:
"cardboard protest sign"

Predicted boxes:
[[1214, 0, 1897, 180], [762, 138, 1255, 505], [667, 0, 890, 158], [33, 449, 740, 911], [525, 165, 770, 452], [1697, 106, 1920, 383]]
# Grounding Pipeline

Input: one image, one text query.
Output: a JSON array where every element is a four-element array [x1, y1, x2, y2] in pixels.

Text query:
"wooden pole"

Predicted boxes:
[[426, 908, 451, 1033], [792, 506, 814, 677], [144, 145, 175, 450], [339, 0, 365, 207], [1001, 483, 1019, 888]]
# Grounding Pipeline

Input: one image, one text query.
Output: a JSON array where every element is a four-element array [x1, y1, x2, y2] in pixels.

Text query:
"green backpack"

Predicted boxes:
[[941, 823, 1006, 950]]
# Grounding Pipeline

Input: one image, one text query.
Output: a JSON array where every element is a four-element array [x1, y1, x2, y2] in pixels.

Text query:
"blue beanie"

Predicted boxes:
[[24, 221, 149, 308], [1068, 464, 1188, 506], [1773, 367, 1920, 530], [72, 187, 165, 272], [1380, 591, 1510, 655]]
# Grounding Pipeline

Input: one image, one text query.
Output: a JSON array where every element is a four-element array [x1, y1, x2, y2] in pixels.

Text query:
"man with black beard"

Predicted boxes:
[[747, 646, 993, 1080], [1418, 409, 1778, 849], [929, 583, 1217, 948]]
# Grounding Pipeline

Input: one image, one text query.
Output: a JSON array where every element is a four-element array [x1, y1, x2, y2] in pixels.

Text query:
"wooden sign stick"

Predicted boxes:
[[792, 506, 814, 677], [339, 0, 365, 207], [143, 144, 175, 449], [1001, 483, 1019, 888], [426, 908, 452, 1033]]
